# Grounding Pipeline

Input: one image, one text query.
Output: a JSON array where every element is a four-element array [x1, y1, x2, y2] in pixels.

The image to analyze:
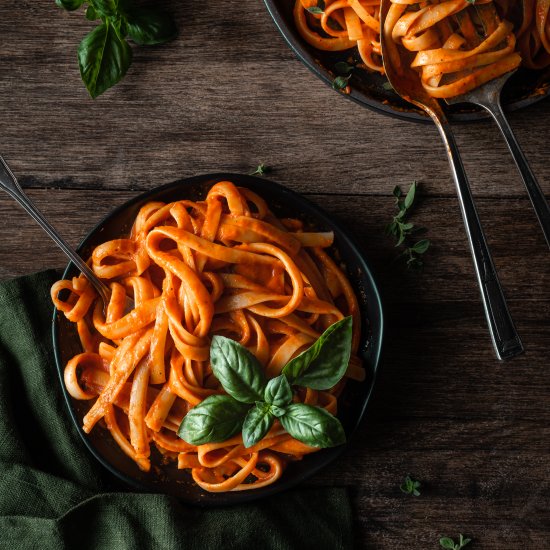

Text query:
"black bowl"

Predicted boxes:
[[52, 173, 384, 506], [264, 0, 550, 123]]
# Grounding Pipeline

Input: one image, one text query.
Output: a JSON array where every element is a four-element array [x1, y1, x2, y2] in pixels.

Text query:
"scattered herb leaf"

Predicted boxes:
[[400, 475, 421, 496], [249, 163, 272, 176], [439, 534, 472, 550], [386, 181, 430, 269], [306, 0, 325, 13], [332, 74, 351, 91], [334, 61, 355, 75]]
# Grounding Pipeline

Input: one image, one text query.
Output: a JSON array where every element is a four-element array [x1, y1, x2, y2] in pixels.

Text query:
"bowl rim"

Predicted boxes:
[[263, 0, 550, 124], [52, 173, 384, 505]]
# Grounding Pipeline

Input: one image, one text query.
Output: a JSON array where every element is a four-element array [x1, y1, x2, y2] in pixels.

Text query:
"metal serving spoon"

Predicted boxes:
[[380, 0, 523, 360], [0, 155, 133, 313], [445, 71, 550, 250]]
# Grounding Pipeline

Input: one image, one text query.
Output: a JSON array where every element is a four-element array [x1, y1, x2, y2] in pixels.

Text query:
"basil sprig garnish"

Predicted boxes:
[[55, 0, 177, 98], [178, 316, 353, 449]]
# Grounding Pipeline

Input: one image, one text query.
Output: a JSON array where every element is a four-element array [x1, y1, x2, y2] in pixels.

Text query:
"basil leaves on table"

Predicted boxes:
[[54, 0, 177, 98], [178, 316, 354, 450], [78, 21, 132, 100]]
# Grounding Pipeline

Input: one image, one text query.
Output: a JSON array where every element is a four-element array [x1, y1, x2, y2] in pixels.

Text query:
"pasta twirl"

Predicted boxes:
[[294, 0, 550, 98], [52, 181, 364, 492]]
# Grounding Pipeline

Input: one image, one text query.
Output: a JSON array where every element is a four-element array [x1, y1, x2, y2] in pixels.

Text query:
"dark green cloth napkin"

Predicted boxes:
[[0, 270, 353, 550]]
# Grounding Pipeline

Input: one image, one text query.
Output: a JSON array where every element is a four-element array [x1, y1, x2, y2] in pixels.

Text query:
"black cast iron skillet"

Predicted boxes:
[[263, 0, 550, 123], [52, 173, 384, 506]]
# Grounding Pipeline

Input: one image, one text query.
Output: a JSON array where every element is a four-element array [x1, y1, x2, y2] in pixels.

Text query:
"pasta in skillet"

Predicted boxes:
[[294, 0, 550, 98], [52, 181, 364, 492]]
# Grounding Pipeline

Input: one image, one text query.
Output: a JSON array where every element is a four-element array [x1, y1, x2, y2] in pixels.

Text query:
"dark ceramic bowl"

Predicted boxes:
[[263, 0, 550, 123], [52, 173, 384, 506]]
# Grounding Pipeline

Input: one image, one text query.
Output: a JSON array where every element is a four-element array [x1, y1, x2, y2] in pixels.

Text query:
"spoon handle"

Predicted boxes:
[[480, 102, 550, 250], [0, 156, 111, 304], [434, 122, 523, 360]]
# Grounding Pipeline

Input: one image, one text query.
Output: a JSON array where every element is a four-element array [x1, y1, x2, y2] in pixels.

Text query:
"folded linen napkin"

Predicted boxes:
[[0, 270, 353, 550]]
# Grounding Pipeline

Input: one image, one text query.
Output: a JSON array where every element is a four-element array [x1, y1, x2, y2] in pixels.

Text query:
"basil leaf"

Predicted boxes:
[[242, 403, 274, 448], [93, 0, 118, 16], [269, 404, 286, 418], [332, 75, 350, 90], [177, 395, 249, 445], [334, 61, 354, 75], [210, 335, 267, 404], [78, 21, 133, 99], [282, 316, 352, 390], [280, 403, 346, 448], [404, 181, 416, 209], [127, 8, 178, 45], [85, 5, 98, 20], [412, 239, 430, 254], [264, 375, 292, 408], [56, 0, 84, 10]]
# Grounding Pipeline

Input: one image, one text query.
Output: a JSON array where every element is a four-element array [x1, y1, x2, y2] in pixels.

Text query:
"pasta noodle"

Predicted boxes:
[[294, 0, 550, 98], [52, 181, 364, 492]]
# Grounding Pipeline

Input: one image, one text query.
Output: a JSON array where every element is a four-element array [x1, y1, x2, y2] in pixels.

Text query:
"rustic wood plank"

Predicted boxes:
[[0, 1, 548, 197], [2, 1, 550, 548], [1, 190, 549, 548]]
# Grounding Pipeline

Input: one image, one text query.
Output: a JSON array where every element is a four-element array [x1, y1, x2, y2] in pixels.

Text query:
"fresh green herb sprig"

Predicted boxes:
[[386, 181, 430, 269], [400, 475, 421, 496], [178, 317, 352, 449], [249, 163, 272, 176], [55, 0, 177, 98], [332, 61, 355, 91], [440, 534, 472, 550], [306, 0, 325, 14]]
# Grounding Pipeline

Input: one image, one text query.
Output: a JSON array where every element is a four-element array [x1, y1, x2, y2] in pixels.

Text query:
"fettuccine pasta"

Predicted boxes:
[[52, 181, 364, 492], [295, 0, 550, 98]]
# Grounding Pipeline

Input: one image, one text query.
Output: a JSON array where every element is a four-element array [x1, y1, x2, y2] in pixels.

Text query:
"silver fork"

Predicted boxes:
[[446, 71, 550, 250], [0, 155, 133, 313]]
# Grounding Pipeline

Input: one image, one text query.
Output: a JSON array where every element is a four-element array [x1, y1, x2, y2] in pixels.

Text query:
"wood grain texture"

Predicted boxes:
[[1, 0, 550, 548]]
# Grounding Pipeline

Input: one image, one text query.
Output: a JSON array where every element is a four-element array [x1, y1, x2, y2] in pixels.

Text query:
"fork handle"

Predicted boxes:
[[435, 121, 523, 360], [480, 101, 550, 250], [0, 156, 111, 304]]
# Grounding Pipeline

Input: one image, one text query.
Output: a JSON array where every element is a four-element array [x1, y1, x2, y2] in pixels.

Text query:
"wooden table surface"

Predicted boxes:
[[1, 1, 550, 548]]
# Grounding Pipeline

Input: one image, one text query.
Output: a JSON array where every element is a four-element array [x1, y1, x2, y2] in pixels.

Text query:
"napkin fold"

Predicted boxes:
[[0, 270, 353, 550]]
